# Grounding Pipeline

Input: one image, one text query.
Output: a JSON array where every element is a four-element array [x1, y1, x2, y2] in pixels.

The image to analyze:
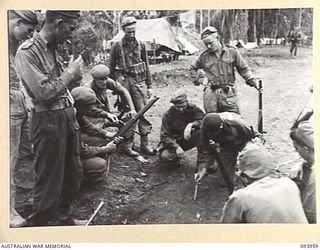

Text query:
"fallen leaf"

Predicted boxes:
[[135, 178, 145, 183], [140, 172, 147, 177]]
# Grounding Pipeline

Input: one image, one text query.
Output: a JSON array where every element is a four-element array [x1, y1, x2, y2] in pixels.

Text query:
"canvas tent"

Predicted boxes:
[[111, 17, 182, 53]]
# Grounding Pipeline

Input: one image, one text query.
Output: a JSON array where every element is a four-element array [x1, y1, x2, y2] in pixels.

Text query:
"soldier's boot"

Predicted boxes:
[[118, 139, 139, 157], [10, 208, 26, 228], [140, 135, 155, 155]]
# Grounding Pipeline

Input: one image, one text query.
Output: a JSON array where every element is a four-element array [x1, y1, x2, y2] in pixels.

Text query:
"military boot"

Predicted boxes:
[[140, 135, 156, 155]]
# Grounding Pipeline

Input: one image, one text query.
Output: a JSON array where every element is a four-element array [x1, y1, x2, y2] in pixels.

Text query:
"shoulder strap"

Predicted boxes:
[[119, 39, 127, 70]]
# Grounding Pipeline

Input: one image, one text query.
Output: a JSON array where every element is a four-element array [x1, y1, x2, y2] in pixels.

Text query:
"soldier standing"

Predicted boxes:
[[189, 26, 261, 114], [15, 11, 83, 226], [108, 16, 154, 155], [8, 10, 38, 227], [288, 26, 302, 57]]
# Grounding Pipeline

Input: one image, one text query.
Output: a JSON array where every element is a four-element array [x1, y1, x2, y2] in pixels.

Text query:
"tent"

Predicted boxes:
[[111, 17, 182, 53]]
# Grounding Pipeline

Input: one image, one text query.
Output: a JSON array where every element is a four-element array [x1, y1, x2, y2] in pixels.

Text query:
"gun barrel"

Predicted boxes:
[[116, 96, 160, 138]]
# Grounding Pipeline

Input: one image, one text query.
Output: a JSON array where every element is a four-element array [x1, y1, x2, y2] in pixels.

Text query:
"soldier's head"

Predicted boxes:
[[290, 120, 314, 164], [91, 64, 110, 91], [170, 89, 188, 113], [237, 142, 274, 185], [43, 10, 80, 44], [8, 10, 38, 42], [202, 113, 224, 140], [201, 26, 221, 52], [71, 86, 97, 107], [121, 16, 137, 41]]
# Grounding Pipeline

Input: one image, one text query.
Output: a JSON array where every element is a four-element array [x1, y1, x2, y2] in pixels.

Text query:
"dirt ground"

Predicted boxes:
[[72, 45, 313, 225]]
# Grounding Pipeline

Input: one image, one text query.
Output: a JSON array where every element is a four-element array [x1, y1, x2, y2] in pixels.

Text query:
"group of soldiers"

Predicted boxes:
[[9, 10, 315, 227]]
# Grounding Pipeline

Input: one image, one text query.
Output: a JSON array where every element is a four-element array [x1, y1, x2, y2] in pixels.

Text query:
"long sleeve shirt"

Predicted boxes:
[[81, 142, 112, 159], [108, 37, 152, 87], [220, 177, 308, 223], [197, 112, 256, 172], [9, 40, 28, 117], [189, 45, 254, 87], [160, 103, 205, 149], [15, 32, 74, 104]]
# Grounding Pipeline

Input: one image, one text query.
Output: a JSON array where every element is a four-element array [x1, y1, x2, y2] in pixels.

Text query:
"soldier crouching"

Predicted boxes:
[[158, 90, 205, 167]]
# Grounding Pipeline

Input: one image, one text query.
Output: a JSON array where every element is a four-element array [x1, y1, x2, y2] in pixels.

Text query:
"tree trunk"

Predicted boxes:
[[247, 9, 256, 42]]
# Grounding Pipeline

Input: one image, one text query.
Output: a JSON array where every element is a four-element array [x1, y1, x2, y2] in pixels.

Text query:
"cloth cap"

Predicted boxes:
[[46, 10, 80, 19], [91, 64, 110, 79], [71, 86, 96, 105], [121, 16, 137, 28], [170, 89, 187, 104], [202, 113, 223, 133], [10, 10, 38, 24], [238, 142, 274, 179], [201, 26, 218, 39], [295, 120, 314, 149]]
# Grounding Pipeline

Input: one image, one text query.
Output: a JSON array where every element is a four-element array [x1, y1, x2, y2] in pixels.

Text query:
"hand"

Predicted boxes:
[[289, 164, 303, 181], [112, 136, 123, 146], [106, 113, 119, 124], [183, 123, 193, 141], [102, 140, 119, 153], [176, 147, 184, 158], [194, 169, 206, 182], [67, 55, 83, 82], [104, 131, 117, 139], [147, 88, 153, 99], [127, 110, 137, 118]]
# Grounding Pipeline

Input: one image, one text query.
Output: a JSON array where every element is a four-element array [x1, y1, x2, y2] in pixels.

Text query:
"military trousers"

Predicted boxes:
[[10, 113, 34, 216], [203, 86, 240, 114], [159, 130, 202, 166], [29, 107, 82, 225], [117, 75, 152, 137], [82, 156, 107, 185]]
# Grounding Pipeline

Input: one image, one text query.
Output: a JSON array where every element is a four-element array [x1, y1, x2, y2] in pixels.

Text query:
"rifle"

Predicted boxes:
[[257, 80, 264, 134], [105, 96, 160, 176], [209, 140, 234, 195], [115, 96, 160, 139]]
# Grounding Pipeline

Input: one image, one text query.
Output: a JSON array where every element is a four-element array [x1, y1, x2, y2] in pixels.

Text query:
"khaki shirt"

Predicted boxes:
[[15, 32, 74, 104], [160, 103, 205, 149], [221, 177, 308, 223], [190, 45, 254, 86], [108, 37, 152, 87], [197, 112, 256, 172]]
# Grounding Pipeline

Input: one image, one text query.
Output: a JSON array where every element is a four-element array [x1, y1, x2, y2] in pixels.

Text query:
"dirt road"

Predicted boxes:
[[72, 45, 313, 225]]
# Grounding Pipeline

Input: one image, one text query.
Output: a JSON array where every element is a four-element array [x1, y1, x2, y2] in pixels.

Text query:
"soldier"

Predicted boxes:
[[83, 64, 137, 156], [159, 90, 205, 167], [288, 26, 302, 57], [8, 10, 38, 227], [71, 86, 116, 147], [189, 26, 261, 114], [15, 11, 83, 226], [71, 86, 123, 186], [108, 16, 154, 155], [289, 119, 316, 223], [220, 142, 308, 223], [195, 112, 260, 190]]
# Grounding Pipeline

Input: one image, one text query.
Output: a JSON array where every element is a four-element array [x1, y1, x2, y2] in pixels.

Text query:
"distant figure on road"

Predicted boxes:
[[288, 26, 302, 57], [159, 90, 205, 167], [189, 26, 261, 114], [220, 142, 308, 223]]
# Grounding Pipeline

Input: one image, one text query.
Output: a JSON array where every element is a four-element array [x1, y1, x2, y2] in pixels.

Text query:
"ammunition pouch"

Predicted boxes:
[[130, 61, 147, 83]]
